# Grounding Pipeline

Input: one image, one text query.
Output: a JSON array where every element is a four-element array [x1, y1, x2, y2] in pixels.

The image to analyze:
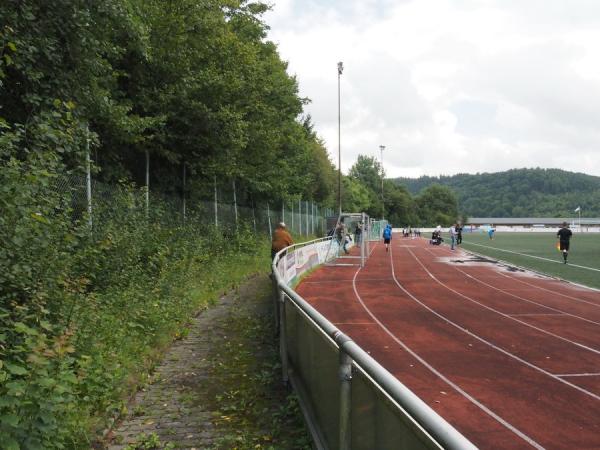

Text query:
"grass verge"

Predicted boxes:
[[207, 276, 312, 450]]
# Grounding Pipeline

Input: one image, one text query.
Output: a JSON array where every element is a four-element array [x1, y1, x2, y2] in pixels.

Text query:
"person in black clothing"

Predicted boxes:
[[456, 224, 463, 245], [556, 222, 573, 264], [354, 223, 362, 245]]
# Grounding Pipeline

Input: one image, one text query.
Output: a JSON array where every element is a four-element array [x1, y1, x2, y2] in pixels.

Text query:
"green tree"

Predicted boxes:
[[414, 184, 459, 226], [348, 154, 384, 193]]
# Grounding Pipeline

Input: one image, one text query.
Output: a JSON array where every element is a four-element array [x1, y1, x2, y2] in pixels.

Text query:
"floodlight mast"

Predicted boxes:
[[380, 145, 385, 220], [338, 61, 344, 216]]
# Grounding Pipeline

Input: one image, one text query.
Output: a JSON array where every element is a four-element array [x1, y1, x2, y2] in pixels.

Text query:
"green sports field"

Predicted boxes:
[[454, 231, 600, 290]]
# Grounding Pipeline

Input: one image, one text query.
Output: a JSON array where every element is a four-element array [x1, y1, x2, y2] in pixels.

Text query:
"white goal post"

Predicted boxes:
[[324, 212, 373, 267]]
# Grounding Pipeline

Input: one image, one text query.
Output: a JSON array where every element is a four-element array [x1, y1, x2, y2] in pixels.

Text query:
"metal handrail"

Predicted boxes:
[[272, 240, 477, 450]]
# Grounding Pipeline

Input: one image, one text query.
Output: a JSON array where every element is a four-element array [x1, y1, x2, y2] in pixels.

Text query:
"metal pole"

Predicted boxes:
[[299, 199, 302, 235], [312, 202, 315, 235], [338, 61, 344, 216], [579, 208, 581, 232], [380, 145, 385, 220], [251, 199, 256, 233], [338, 338, 353, 450], [85, 127, 92, 229], [267, 202, 272, 238], [182, 163, 186, 222], [306, 201, 309, 236], [361, 212, 365, 267], [291, 201, 294, 233], [214, 174, 218, 227], [282, 201, 285, 225], [279, 289, 289, 384], [232, 178, 238, 225], [145, 150, 150, 218]]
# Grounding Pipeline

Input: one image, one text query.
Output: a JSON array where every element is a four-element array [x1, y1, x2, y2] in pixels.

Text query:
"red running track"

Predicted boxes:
[[295, 236, 600, 449]]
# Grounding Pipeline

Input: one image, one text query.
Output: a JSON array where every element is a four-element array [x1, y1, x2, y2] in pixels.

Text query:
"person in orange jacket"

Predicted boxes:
[[271, 222, 294, 260]]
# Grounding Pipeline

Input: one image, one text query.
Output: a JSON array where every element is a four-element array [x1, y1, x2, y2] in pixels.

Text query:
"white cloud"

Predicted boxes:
[[265, 0, 600, 177]]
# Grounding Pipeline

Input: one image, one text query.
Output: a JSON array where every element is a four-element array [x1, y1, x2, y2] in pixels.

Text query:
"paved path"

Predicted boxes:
[[106, 275, 270, 449]]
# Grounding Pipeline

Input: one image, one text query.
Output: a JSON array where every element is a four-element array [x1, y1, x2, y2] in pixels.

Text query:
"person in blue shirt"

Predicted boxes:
[[488, 226, 495, 240], [383, 224, 392, 252]]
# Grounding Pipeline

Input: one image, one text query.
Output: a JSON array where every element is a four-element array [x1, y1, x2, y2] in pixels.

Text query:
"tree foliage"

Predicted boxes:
[[345, 156, 458, 226], [0, 0, 336, 205]]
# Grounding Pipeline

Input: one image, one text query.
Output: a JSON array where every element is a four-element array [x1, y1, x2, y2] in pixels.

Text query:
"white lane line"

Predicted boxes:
[[421, 248, 600, 328], [301, 277, 393, 284], [463, 241, 600, 273], [508, 313, 564, 317], [556, 373, 600, 378], [332, 322, 376, 326], [408, 248, 600, 355], [351, 258, 544, 449], [495, 270, 600, 308], [390, 247, 600, 402]]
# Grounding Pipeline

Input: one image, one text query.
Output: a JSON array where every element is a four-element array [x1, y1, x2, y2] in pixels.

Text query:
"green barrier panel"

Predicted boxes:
[[285, 300, 340, 449], [351, 367, 441, 450]]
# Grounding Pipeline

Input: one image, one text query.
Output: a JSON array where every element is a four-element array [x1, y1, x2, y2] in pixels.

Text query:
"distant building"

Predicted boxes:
[[465, 217, 600, 231]]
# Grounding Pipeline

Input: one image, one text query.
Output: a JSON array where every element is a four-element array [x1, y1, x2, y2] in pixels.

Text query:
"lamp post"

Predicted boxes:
[[338, 61, 344, 216], [379, 145, 385, 220]]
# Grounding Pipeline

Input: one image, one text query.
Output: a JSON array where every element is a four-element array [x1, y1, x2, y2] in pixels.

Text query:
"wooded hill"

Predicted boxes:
[[393, 168, 600, 218]]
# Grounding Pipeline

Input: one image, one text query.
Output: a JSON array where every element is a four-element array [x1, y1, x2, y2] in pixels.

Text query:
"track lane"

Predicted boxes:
[[295, 237, 600, 449], [423, 246, 600, 323], [401, 246, 600, 367]]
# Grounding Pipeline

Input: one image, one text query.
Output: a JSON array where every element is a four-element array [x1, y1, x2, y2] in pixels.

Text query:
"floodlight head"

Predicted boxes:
[[338, 61, 344, 74]]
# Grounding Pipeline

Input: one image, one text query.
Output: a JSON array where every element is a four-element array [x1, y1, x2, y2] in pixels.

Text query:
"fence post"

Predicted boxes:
[[312, 202, 315, 235], [361, 212, 365, 267], [214, 175, 218, 227], [317, 205, 320, 234], [251, 199, 257, 233], [337, 336, 353, 450], [279, 288, 289, 385], [299, 199, 302, 235], [85, 126, 93, 230], [272, 262, 279, 329], [267, 202, 272, 238], [306, 201, 309, 236], [182, 163, 186, 222], [232, 178, 238, 225], [145, 150, 150, 218]]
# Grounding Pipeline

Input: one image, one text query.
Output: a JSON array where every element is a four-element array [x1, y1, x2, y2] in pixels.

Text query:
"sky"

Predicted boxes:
[[264, 0, 600, 178]]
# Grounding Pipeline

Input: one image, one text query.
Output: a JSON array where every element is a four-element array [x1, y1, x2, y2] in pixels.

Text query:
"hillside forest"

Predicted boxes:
[[395, 168, 600, 218]]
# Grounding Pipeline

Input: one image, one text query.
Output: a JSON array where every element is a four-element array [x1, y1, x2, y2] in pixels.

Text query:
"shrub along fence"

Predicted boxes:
[[0, 154, 333, 448]]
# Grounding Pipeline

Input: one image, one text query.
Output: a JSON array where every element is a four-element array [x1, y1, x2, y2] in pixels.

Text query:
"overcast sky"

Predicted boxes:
[[264, 0, 600, 178]]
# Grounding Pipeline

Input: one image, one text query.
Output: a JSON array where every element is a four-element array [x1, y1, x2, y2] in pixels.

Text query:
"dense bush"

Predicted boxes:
[[0, 122, 269, 448]]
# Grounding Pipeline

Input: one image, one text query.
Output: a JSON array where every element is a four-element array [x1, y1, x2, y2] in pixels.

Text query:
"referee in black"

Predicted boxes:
[[557, 222, 573, 264]]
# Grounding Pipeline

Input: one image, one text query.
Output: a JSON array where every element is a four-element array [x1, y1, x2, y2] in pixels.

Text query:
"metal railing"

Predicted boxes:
[[272, 238, 476, 450]]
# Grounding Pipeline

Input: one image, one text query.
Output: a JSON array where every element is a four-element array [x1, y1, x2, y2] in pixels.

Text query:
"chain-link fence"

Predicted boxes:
[[55, 174, 335, 238]]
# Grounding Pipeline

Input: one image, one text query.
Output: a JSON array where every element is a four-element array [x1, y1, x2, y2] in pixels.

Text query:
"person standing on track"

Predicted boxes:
[[383, 223, 392, 252], [557, 221, 573, 264], [450, 223, 458, 250], [456, 223, 463, 245], [354, 222, 362, 246]]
